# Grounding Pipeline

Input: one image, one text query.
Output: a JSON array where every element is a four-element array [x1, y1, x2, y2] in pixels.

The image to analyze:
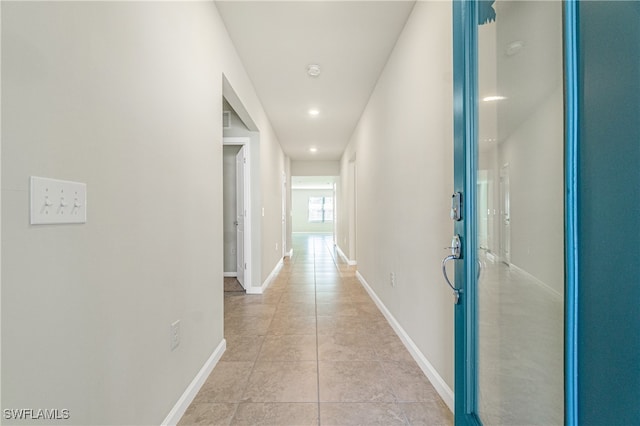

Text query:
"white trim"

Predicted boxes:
[[285, 249, 293, 258], [161, 339, 226, 426], [355, 271, 454, 412], [292, 231, 333, 234], [223, 137, 252, 292], [335, 244, 357, 266], [223, 137, 251, 145], [291, 185, 334, 190], [223, 272, 237, 278], [246, 258, 284, 295]]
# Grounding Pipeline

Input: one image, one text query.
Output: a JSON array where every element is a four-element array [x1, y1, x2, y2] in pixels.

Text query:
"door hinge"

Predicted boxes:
[[244, 262, 247, 270]]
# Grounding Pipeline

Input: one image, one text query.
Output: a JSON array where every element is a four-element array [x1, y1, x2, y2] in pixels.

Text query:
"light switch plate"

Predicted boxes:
[[30, 176, 87, 225], [170, 320, 181, 351]]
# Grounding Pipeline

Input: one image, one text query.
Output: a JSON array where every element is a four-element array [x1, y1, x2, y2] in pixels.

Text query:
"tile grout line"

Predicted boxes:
[[378, 359, 411, 425], [226, 250, 290, 424], [227, 280, 278, 424]]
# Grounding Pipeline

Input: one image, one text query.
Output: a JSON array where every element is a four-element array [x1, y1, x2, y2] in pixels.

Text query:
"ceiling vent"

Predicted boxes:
[[307, 64, 321, 78]]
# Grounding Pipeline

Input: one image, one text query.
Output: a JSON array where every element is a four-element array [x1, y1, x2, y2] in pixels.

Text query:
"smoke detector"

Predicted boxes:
[[307, 64, 321, 77], [505, 41, 524, 56]]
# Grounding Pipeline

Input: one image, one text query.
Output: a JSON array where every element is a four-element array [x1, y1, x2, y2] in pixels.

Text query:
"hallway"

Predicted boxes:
[[179, 234, 452, 425]]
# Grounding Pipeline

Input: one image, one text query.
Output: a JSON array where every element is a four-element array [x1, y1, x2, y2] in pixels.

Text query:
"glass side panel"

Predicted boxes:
[[476, 1, 564, 424]]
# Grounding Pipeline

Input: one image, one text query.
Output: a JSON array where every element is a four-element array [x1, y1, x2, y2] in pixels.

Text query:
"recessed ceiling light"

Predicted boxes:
[[307, 64, 321, 77], [308, 109, 320, 116], [482, 96, 507, 102], [309, 147, 318, 153]]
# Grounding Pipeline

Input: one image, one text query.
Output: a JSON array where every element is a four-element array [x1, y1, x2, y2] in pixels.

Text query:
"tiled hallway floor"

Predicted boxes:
[[179, 234, 453, 425]]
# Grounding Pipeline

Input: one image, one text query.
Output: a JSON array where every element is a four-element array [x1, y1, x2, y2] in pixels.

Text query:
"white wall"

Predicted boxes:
[[1, 2, 286, 424], [337, 159, 357, 262], [494, 0, 564, 295], [258, 126, 289, 282], [337, 0, 455, 396], [499, 84, 564, 294], [291, 160, 340, 176], [292, 188, 334, 233]]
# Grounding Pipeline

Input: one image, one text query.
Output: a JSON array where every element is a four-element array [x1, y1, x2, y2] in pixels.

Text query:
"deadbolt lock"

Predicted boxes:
[[450, 192, 462, 221]]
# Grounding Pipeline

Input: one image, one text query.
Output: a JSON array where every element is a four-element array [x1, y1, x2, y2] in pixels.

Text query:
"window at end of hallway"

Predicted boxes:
[[308, 196, 333, 223]]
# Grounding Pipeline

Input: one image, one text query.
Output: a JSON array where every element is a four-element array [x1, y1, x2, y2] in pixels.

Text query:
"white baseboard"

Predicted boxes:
[[510, 264, 563, 300], [246, 258, 284, 295], [355, 271, 454, 412], [162, 339, 226, 425], [285, 249, 293, 258], [223, 272, 237, 278], [335, 244, 357, 266]]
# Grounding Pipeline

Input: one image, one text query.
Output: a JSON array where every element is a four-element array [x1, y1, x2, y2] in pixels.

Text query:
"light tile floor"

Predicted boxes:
[[179, 234, 452, 425], [477, 254, 564, 425]]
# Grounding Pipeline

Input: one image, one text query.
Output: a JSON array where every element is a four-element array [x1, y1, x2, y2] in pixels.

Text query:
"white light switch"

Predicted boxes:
[[30, 176, 87, 225]]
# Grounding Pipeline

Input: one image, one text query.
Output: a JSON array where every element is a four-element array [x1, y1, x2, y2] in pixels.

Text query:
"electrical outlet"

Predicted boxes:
[[390, 272, 396, 287], [170, 320, 180, 351], [275, 243, 278, 251]]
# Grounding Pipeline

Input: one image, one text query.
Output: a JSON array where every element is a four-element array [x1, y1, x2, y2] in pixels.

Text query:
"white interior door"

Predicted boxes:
[[236, 147, 245, 288], [499, 163, 511, 265]]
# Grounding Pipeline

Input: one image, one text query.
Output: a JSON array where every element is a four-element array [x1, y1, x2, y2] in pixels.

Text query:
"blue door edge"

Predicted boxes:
[[452, 1, 481, 425], [563, 1, 578, 425]]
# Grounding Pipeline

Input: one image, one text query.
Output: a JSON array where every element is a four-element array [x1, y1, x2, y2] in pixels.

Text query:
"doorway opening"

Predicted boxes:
[[290, 176, 337, 245], [223, 137, 251, 292], [222, 80, 259, 294]]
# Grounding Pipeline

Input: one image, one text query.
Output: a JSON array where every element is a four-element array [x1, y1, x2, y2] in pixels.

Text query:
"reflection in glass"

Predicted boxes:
[[476, 1, 564, 424]]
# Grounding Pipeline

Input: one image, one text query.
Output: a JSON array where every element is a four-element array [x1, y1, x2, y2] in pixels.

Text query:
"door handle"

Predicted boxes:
[[442, 255, 461, 304], [442, 235, 462, 304]]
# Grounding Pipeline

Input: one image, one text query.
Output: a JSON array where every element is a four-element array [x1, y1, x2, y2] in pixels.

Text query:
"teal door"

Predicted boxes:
[[452, 1, 567, 424], [574, 1, 640, 423]]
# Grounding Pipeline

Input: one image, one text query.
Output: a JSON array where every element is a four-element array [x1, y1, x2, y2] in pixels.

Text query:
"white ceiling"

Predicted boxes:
[[216, 1, 416, 161]]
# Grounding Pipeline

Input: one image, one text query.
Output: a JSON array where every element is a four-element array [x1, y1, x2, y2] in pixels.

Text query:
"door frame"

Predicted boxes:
[[282, 171, 288, 258], [451, 1, 578, 424], [223, 137, 252, 290]]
